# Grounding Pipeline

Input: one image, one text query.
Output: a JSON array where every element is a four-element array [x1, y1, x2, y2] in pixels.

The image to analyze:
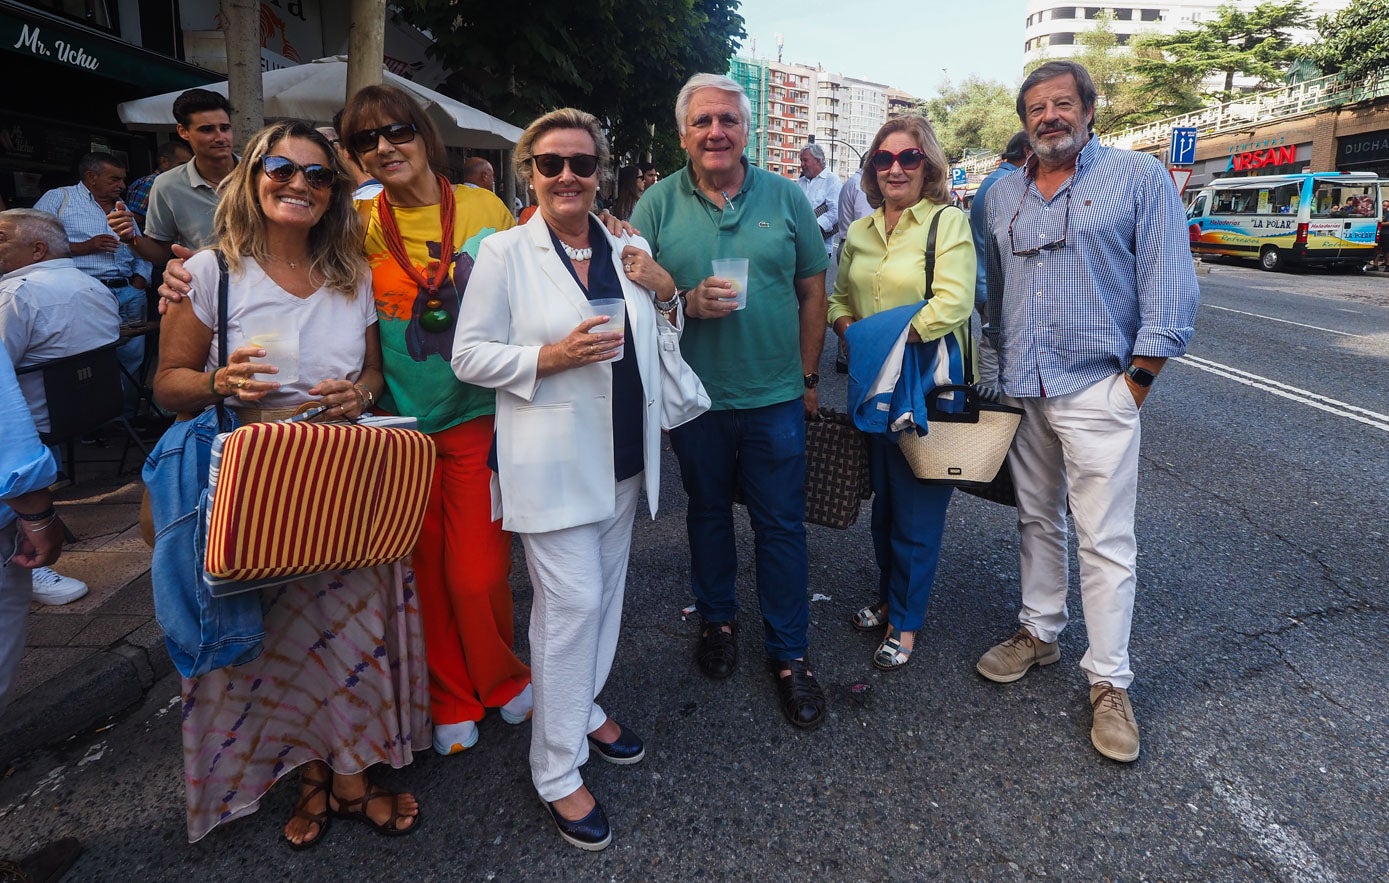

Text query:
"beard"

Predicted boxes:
[[1030, 121, 1086, 164]]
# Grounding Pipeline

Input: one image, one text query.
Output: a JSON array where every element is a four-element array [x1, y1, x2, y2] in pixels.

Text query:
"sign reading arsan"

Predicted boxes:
[[1227, 145, 1295, 172]]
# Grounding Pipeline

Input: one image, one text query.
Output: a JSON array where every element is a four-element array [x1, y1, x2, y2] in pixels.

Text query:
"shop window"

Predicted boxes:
[[1141, 8, 1161, 21], [31, 0, 116, 32]]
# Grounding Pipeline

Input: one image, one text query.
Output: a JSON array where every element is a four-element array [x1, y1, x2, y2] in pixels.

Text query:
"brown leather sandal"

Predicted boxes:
[[285, 766, 332, 850], [330, 781, 420, 837]]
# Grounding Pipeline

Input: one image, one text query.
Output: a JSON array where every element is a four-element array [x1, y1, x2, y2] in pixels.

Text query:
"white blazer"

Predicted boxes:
[[452, 213, 706, 534]]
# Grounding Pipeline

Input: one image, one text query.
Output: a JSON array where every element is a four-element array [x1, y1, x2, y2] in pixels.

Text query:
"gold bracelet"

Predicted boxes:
[[353, 383, 375, 407]]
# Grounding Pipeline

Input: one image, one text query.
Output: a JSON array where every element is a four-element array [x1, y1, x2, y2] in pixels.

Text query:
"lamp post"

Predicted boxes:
[[807, 135, 865, 175]]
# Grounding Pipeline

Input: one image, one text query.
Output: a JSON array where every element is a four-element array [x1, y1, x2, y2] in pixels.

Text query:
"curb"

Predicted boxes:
[[0, 622, 172, 769]]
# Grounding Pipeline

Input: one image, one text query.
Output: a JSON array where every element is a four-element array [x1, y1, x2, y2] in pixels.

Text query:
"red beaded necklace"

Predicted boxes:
[[377, 174, 457, 332]]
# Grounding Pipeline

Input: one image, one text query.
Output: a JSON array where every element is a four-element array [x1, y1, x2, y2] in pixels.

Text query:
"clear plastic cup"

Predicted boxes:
[[585, 298, 626, 361], [711, 258, 749, 310], [244, 322, 300, 385]]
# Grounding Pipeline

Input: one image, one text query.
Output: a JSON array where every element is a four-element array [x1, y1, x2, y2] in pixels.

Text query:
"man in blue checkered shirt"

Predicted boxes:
[[977, 61, 1198, 764]]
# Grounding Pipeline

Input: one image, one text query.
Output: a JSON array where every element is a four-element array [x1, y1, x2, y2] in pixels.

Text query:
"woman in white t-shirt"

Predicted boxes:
[[152, 120, 429, 847]]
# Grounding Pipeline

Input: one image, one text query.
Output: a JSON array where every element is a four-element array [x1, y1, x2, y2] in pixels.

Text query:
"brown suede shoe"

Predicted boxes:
[[1090, 682, 1140, 762], [976, 628, 1060, 683]]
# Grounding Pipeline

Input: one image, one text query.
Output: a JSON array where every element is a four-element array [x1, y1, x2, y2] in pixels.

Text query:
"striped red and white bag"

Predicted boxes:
[[202, 416, 433, 596]]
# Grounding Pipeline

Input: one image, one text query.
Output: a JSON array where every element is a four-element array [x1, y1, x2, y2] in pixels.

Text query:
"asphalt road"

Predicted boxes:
[[2, 262, 1386, 881]]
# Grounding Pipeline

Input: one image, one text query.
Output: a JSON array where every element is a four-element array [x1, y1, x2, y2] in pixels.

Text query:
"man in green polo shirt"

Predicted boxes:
[[108, 89, 236, 261], [631, 72, 829, 730]]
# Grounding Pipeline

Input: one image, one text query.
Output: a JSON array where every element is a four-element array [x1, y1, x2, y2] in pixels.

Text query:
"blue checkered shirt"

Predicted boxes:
[[32, 184, 151, 284], [984, 137, 1198, 398], [125, 171, 159, 218]]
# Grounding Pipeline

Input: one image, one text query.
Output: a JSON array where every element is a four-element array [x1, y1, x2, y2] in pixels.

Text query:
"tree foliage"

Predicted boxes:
[[924, 76, 1019, 161], [1134, 1, 1312, 97], [393, 0, 744, 165], [1305, 0, 1389, 82]]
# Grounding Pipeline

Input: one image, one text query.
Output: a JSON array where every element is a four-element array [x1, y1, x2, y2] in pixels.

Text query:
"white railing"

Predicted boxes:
[[1102, 68, 1389, 150]]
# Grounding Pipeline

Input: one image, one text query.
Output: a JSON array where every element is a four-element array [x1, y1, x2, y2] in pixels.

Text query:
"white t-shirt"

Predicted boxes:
[[185, 250, 377, 409]]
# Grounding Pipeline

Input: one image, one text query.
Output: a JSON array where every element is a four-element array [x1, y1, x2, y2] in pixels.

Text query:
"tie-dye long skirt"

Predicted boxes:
[[180, 562, 432, 842]]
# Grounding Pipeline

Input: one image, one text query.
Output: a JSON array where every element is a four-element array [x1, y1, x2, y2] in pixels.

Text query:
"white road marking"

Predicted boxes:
[[1201, 304, 1359, 337], [1209, 777, 1342, 883], [1175, 355, 1389, 433]]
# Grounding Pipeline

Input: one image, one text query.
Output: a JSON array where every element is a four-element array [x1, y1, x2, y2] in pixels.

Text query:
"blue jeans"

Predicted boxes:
[[669, 398, 809, 660], [0, 522, 32, 719], [113, 283, 145, 416], [868, 435, 953, 633]]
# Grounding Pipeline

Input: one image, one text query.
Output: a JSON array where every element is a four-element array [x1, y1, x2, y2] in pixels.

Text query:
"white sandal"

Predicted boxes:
[[852, 603, 888, 631], [872, 628, 913, 671]]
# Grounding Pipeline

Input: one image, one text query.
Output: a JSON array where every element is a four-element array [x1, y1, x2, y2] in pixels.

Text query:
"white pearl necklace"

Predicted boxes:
[[560, 242, 593, 262]]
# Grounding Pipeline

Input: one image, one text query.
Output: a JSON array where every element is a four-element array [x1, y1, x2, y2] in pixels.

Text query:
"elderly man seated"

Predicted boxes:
[[0, 208, 120, 606]]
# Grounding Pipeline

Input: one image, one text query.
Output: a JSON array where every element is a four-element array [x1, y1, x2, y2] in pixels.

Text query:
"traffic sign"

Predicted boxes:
[[1169, 127, 1197, 165], [950, 167, 967, 187], [1169, 167, 1193, 195]]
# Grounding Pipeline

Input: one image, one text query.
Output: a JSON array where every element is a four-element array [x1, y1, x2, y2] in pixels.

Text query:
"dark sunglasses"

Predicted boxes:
[[346, 122, 418, 154], [260, 155, 337, 190], [1009, 185, 1072, 257], [531, 153, 600, 178], [870, 148, 927, 172]]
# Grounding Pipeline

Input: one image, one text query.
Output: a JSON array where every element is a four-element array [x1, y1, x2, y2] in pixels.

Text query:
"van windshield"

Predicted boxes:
[[1312, 181, 1378, 218]]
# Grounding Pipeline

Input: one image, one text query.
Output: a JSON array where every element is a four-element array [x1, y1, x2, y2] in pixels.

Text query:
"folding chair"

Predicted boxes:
[[16, 342, 151, 482]]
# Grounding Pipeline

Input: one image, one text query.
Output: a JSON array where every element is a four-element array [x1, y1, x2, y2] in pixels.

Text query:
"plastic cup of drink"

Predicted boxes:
[[244, 322, 300, 385], [711, 258, 749, 310], [585, 298, 626, 361]]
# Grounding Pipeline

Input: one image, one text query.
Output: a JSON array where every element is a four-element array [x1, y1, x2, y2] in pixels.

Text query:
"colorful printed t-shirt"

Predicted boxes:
[[360, 184, 515, 434]]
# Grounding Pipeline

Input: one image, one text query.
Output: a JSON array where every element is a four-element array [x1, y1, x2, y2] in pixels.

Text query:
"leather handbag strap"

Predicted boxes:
[[922, 204, 975, 385], [215, 252, 233, 431]]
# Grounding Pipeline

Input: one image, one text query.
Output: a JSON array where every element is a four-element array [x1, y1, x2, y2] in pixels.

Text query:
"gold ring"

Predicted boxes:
[[236, 378, 248, 390]]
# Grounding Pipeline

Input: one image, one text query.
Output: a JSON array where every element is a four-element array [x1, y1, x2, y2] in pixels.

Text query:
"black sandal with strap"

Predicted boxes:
[[330, 781, 420, 837], [285, 766, 332, 850]]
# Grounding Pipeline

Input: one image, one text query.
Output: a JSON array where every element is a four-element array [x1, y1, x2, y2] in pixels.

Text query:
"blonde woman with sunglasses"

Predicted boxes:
[[827, 115, 976, 672], [154, 120, 427, 847], [452, 108, 701, 852]]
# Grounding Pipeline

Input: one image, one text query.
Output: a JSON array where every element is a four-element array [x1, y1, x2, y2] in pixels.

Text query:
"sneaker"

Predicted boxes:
[[30, 567, 89, 606], [1090, 682, 1140, 762], [499, 683, 533, 725], [976, 627, 1060, 683], [432, 720, 479, 755]]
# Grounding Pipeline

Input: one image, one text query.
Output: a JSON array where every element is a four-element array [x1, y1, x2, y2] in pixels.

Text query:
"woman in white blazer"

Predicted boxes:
[[451, 108, 706, 852]]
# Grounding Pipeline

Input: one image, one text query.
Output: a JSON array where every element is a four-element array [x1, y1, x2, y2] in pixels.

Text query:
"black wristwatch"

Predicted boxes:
[[1125, 364, 1156, 388], [803, 372, 820, 389]]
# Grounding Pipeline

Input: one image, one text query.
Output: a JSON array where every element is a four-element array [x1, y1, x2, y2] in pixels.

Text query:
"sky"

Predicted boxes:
[[734, 0, 1028, 99]]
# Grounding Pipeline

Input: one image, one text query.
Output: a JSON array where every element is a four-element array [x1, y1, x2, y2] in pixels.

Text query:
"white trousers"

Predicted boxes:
[[0, 523, 33, 719], [522, 474, 642, 802], [1008, 374, 1141, 689]]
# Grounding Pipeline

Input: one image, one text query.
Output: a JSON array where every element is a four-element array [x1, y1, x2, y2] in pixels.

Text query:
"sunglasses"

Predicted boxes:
[[531, 153, 600, 178], [346, 122, 418, 154], [1009, 185, 1072, 257], [870, 148, 927, 172], [260, 155, 337, 190]]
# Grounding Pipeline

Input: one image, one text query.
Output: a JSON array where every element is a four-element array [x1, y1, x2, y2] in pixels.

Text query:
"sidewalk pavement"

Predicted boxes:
[[1, 438, 169, 769]]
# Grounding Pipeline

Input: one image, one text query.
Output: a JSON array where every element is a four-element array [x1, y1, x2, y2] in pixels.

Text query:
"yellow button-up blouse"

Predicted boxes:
[[828, 198, 976, 356]]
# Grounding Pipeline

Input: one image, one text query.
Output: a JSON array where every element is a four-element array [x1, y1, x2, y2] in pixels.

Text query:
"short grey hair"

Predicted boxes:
[[801, 143, 825, 163], [0, 209, 70, 258], [675, 73, 752, 136], [77, 152, 122, 179]]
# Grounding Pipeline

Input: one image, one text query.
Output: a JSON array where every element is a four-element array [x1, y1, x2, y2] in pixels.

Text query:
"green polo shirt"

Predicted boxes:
[[144, 158, 222, 249], [632, 160, 828, 410]]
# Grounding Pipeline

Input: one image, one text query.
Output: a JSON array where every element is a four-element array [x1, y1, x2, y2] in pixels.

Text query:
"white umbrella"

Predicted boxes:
[[117, 56, 522, 149]]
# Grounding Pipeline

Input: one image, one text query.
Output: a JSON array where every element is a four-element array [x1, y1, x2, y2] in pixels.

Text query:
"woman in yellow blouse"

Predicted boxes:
[[827, 115, 975, 670]]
